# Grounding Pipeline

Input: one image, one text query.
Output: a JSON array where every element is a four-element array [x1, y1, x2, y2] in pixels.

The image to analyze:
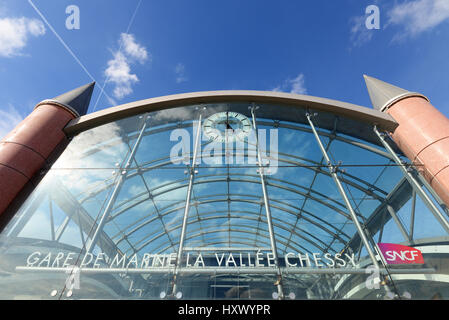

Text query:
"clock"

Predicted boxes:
[[203, 111, 252, 142]]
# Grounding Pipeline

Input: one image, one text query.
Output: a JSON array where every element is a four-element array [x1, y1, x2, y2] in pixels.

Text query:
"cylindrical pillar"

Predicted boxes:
[[0, 103, 76, 215], [364, 75, 449, 209], [0, 82, 95, 218], [385, 96, 449, 207]]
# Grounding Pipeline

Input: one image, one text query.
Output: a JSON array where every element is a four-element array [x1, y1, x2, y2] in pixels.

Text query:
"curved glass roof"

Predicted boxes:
[[46, 102, 394, 255], [2, 94, 449, 300]]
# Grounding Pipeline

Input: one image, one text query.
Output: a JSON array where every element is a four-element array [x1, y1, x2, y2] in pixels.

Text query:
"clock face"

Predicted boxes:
[[203, 111, 252, 142]]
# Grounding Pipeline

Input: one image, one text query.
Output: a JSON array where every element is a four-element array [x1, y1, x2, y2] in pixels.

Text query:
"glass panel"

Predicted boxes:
[[1, 102, 449, 299]]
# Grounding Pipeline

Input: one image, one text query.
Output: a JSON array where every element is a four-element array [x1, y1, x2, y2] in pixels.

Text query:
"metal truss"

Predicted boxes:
[[10, 103, 449, 299]]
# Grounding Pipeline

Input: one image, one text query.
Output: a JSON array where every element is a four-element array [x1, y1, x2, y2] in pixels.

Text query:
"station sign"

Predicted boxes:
[[377, 243, 424, 265]]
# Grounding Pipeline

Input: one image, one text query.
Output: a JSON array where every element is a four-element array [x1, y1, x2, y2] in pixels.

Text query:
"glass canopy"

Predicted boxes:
[[0, 101, 448, 300]]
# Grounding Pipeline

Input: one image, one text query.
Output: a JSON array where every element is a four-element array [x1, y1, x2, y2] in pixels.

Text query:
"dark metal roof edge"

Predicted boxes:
[[64, 90, 399, 136]]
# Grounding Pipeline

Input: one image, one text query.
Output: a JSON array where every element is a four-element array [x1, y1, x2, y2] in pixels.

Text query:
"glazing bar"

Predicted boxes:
[[373, 126, 449, 234], [251, 105, 285, 299], [410, 191, 416, 239], [306, 113, 381, 269], [171, 114, 203, 296], [183, 247, 272, 251], [85, 115, 149, 254], [386, 205, 411, 242], [15, 266, 437, 275]]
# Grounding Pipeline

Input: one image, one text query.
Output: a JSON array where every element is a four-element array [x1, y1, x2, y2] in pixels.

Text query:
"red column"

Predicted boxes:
[[386, 96, 449, 207], [0, 103, 77, 215], [0, 81, 94, 219]]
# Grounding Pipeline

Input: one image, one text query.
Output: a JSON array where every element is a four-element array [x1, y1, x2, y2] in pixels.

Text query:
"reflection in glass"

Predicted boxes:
[[0, 102, 448, 300]]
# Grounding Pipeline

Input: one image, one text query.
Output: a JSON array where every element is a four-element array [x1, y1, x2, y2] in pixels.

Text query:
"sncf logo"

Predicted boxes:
[[377, 243, 424, 265]]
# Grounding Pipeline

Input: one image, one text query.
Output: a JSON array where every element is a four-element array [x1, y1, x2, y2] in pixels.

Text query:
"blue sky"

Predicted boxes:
[[0, 0, 449, 138]]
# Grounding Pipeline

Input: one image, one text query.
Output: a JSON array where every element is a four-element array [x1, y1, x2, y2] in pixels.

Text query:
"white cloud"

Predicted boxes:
[[174, 62, 188, 83], [0, 17, 45, 57], [105, 33, 149, 100], [272, 73, 307, 95], [105, 51, 138, 100], [0, 104, 23, 140], [387, 0, 449, 39], [51, 121, 128, 197], [119, 33, 149, 64], [289, 73, 307, 95], [349, 15, 375, 47], [350, 0, 449, 46]]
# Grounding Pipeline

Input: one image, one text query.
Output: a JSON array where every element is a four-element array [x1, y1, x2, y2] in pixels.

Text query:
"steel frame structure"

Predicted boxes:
[[6, 95, 449, 299]]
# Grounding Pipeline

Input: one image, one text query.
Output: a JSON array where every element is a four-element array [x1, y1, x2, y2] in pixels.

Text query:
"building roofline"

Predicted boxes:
[[64, 90, 398, 136]]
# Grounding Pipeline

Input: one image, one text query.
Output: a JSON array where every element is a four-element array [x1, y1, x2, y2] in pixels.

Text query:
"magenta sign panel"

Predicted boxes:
[[377, 243, 425, 265]]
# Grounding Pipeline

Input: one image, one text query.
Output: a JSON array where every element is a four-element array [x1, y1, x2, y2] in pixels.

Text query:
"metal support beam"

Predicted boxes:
[[416, 173, 449, 216], [374, 126, 449, 234], [55, 216, 70, 242], [306, 112, 381, 270], [171, 114, 203, 296], [377, 209, 387, 243], [85, 114, 150, 254], [251, 105, 285, 299], [15, 266, 437, 276], [410, 191, 416, 239], [183, 247, 272, 252], [386, 204, 411, 242], [49, 199, 55, 241], [76, 208, 86, 247]]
